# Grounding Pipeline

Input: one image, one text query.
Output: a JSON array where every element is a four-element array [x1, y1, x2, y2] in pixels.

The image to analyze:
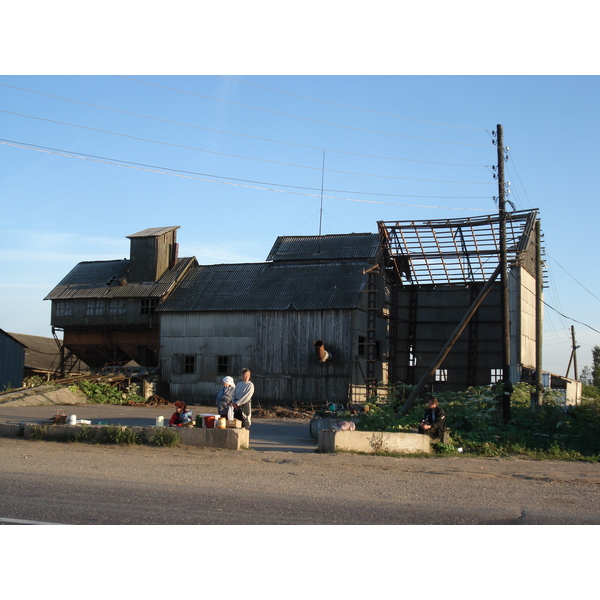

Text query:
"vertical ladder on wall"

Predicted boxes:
[[365, 270, 378, 399]]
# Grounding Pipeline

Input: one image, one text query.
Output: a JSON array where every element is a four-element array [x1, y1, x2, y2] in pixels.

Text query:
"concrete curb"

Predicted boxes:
[[10, 423, 249, 451], [318, 429, 432, 454]]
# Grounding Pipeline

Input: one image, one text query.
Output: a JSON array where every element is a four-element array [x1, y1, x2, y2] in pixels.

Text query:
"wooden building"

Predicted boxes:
[[44, 226, 196, 369], [44, 210, 579, 407], [157, 233, 390, 405]]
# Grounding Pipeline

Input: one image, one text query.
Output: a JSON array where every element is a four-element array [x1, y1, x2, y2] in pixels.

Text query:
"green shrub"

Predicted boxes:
[[359, 381, 600, 460], [98, 426, 143, 445], [149, 428, 180, 447]]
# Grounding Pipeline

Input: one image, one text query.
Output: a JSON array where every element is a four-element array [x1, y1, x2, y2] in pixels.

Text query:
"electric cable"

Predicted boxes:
[[0, 138, 492, 208]]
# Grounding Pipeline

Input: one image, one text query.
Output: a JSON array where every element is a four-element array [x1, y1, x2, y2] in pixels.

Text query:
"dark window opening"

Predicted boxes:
[[184, 355, 195, 374], [358, 336, 366, 357], [141, 298, 159, 315], [217, 356, 230, 374]]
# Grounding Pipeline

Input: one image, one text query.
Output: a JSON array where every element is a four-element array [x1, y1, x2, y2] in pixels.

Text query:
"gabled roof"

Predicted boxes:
[[158, 260, 375, 313], [126, 226, 179, 238], [7, 332, 62, 372], [266, 233, 380, 262], [0, 328, 26, 348], [44, 256, 197, 301]]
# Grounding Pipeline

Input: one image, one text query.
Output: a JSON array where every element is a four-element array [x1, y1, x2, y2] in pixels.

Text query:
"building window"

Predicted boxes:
[[85, 300, 104, 316], [358, 336, 366, 357], [55, 301, 72, 317], [358, 336, 381, 359], [408, 344, 417, 367], [108, 300, 127, 315], [184, 355, 196, 374], [490, 368, 503, 383], [140, 298, 159, 315], [217, 356, 230, 374], [435, 368, 448, 382]]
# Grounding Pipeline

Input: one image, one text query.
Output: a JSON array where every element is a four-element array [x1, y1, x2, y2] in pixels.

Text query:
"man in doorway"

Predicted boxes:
[[232, 368, 254, 429]]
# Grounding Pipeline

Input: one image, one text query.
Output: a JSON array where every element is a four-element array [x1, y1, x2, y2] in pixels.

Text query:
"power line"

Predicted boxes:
[[119, 76, 491, 147], [0, 108, 495, 186], [543, 300, 600, 335], [546, 252, 600, 303], [0, 82, 492, 167], [0, 138, 492, 209]]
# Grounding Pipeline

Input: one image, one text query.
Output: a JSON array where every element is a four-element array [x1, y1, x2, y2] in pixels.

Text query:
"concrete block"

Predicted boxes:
[[318, 429, 432, 454], [0, 422, 24, 437], [174, 426, 249, 450], [17, 423, 249, 451], [309, 417, 360, 439]]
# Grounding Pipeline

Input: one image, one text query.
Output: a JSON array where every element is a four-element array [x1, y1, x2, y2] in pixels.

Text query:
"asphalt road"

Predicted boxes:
[[2, 436, 600, 525]]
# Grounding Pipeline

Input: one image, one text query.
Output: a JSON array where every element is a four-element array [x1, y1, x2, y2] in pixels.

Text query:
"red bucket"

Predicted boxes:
[[204, 416, 216, 428]]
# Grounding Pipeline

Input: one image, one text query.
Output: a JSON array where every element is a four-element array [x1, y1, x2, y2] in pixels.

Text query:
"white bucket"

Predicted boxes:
[[66, 414, 76, 425], [155, 416, 164, 427]]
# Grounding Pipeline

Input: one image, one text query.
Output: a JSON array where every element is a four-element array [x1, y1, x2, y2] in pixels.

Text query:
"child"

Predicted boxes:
[[169, 400, 193, 427]]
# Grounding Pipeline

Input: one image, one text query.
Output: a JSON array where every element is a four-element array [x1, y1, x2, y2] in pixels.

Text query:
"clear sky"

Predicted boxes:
[[1, 5, 599, 381], [2, 0, 597, 577]]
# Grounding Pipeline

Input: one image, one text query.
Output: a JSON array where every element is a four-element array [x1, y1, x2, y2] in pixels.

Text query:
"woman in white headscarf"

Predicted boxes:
[[216, 375, 235, 417]]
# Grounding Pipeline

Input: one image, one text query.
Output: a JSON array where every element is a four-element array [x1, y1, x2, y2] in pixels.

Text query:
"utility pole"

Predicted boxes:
[[496, 124, 512, 422], [566, 326, 580, 380], [535, 219, 544, 407]]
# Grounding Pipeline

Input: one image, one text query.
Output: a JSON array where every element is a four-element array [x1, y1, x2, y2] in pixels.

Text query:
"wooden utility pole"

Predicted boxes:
[[566, 326, 579, 380], [497, 124, 512, 422], [535, 219, 544, 407]]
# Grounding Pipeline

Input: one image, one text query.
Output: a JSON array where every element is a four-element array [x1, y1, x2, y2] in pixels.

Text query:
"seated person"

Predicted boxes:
[[418, 397, 446, 439], [169, 401, 193, 427]]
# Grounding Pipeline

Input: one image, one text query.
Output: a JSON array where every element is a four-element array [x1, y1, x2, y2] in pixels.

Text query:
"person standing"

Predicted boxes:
[[215, 376, 235, 418], [232, 368, 254, 429]]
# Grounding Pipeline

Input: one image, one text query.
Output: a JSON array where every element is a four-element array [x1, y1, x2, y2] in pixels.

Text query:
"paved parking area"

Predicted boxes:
[[0, 403, 317, 453]]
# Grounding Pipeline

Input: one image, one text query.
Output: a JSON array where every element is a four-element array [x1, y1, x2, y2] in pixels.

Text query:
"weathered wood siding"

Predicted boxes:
[[129, 229, 176, 282], [160, 306, 388, 405], [51, 298, 159, 329]]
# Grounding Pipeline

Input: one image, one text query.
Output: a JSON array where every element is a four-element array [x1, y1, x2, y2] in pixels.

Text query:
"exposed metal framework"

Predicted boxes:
[[379, 210, 538, 286]]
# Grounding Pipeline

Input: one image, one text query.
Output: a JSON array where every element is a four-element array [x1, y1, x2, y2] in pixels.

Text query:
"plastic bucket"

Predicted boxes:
[[204, 416, 215, 428]]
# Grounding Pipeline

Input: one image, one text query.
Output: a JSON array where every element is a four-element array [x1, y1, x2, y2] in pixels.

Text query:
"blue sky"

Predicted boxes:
[[1, 4, 599, 380]]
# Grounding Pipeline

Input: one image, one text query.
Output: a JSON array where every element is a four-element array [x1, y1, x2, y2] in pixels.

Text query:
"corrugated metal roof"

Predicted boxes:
[[44, 256, 196, 301], [158, 260, 374, 313], [266, 233, 380, 262], [7, 332, 61, 371], [126, 226, 180, 238]]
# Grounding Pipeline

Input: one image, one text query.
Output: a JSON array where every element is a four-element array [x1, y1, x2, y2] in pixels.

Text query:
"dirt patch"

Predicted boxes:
[[0, 385, 86, 407], [253, 406, 315, 419]]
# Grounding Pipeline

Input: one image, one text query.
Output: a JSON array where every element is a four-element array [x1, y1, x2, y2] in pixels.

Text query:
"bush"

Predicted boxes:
[[359, 382, 600, 460], [149, 428, 180, 447], [70, 381, 145, 405], [98, 426, 143, 445]]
